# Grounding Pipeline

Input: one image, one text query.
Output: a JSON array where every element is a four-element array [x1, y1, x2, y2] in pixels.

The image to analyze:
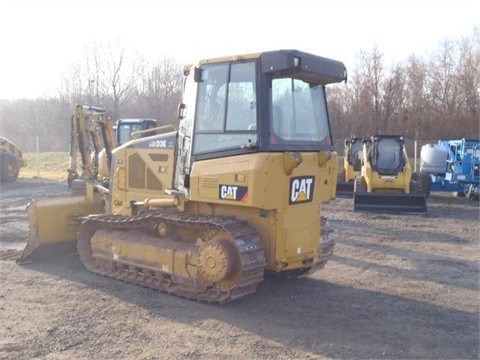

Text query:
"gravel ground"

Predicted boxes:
[[0, 178, 478, 359]]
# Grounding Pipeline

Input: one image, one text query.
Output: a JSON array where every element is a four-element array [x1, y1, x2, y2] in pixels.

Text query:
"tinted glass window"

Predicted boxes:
[[375, 138, 403, 174], [271, 79, 330, 145], [193, 62, 257, 154]]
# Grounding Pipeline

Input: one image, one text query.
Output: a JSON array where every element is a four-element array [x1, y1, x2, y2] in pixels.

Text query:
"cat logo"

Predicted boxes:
[[289, 176, 315, 204], [219, 185, 248, 202]]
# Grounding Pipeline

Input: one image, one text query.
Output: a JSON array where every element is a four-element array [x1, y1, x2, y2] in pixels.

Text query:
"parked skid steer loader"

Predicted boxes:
[[18, 50, 347, 303], [353, 135, 427, 213], [0, 136, 27, 182], [336, 137, 364, 197]]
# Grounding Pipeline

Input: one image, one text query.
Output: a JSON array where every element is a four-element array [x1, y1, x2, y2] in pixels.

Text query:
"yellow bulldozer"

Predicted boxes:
[[17, 49, 347, 303], [353, 135, 428, 213], [0, 136, 27, 182]]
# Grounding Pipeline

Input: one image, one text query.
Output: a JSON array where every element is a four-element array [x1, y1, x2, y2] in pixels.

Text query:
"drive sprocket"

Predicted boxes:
[[199, 236, 237, 283]]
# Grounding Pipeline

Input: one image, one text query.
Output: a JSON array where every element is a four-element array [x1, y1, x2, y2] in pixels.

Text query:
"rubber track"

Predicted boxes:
[[76, 212, 266, 303]]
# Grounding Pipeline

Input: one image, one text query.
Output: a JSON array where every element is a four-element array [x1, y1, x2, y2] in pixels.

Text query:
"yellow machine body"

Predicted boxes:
[[353, 135, 427, 213], [361, 150, 412, 193], [0, 136, 27, 182], [19, 49, 347, 302], [186, 151, 337, 272], [336, 137, 363, 197], [18, 186, 104, 261]]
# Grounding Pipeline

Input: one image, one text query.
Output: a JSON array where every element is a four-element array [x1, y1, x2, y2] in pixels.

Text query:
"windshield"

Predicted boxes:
[[117, 124, 144, 145], [374, 137, 403, 174], [271, 78, 331, 145], [193, 61, 257, 155]]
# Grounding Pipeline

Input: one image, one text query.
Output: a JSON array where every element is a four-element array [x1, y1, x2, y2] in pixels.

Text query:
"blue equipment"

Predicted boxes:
[[420, 138, 480, 200]]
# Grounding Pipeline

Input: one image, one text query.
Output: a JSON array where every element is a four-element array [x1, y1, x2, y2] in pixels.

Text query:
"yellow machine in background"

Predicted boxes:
[[67, 105, 158, 188], [0, 136, 27, 182], [67, 105, 116, 187], [353, 135, 427, 213], [18, 49, 347, 303], [336, 137, 364, 197]]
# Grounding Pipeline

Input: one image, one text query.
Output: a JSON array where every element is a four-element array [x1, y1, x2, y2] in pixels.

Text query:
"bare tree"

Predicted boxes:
[[381, 63, 406, 134], [427, 39, 460, 120], [2, 29, 478, 153], [456, 27, 480, 121], [403, 54, 429, 137], [134, 56, 183, 124], [87, 42, 140, 120]]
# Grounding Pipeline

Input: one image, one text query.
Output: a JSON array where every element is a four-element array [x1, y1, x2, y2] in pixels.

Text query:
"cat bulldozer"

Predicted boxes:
[[353, 135, 428, 213], [0, 136, 27, 182], [336, 137, 364, 197], [67, 105, 158, 188], [17, 49, 347, 303]]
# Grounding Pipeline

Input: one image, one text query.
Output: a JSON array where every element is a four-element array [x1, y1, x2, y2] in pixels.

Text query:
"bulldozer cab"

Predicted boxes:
[[175, 50, 345, 193]]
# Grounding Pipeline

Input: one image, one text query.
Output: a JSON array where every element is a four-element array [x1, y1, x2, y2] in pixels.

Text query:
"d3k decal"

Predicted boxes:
[[289, 176, 315, 204], [219, 185, 248, 202]]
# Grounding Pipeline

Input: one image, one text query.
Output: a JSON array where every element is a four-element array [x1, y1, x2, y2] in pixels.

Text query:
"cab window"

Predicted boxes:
[[193, 62, 257, 155], [271, 78, 330, 145]]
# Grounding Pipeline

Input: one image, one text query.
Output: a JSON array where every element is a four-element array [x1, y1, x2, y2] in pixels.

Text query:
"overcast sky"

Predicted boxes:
[[0, 0, 478, 99]]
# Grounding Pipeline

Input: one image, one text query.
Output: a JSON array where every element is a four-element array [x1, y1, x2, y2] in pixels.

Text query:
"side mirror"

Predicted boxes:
[[194, 67, 203, 82], [178, 103, 187, 120]]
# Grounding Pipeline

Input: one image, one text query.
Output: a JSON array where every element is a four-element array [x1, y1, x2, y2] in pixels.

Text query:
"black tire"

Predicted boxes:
[[353, 176, 367, 193], [420, 172, 432, 197], [413, 171, 432, 197], [469, 193, 480, 201], [0, 152, 20, 182], [410, 179, 423, 195]]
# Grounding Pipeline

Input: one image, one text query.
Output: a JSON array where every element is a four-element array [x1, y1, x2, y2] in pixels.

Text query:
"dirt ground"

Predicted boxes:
[[0, 178, 478, 360]]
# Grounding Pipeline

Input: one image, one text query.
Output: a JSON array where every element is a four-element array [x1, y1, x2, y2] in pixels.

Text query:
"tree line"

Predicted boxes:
[[328, 27, 480, 151], [0, 43, 184, 152], [0, 29, 478, 154]]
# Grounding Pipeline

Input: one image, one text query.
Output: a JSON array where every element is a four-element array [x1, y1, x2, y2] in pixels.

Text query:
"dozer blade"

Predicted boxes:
[[336, 182, 354, 198], [17, 196, 102, 262], [353, 193, 427, 213]]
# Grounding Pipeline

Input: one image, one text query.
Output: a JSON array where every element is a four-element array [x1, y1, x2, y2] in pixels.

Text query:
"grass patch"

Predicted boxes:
[[20, 152, 69, 180], [18, 152, 347, 181]]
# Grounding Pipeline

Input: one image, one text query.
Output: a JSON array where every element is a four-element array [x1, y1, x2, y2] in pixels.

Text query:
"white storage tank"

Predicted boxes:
[[420, 143, 448, 174]]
